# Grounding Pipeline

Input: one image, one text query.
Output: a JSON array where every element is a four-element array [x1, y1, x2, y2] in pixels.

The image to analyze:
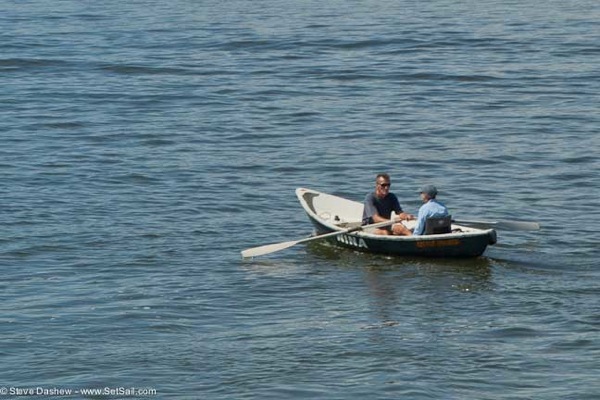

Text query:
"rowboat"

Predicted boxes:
[[296, 188, 497, 258]]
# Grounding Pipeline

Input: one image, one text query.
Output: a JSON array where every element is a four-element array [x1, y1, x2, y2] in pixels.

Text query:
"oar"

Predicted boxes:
[[241, 219, 396, 258], [453, 218, 540, 231]]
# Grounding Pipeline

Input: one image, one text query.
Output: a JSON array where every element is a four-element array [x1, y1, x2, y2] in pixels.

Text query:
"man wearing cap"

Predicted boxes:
[[412, 184, 449, 236]]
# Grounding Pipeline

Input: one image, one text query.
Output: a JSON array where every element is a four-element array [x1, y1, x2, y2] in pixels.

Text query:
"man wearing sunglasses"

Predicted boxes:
[[362, 173, 415, 235]]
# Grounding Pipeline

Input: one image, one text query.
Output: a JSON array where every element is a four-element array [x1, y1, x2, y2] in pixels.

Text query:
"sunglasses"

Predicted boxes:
[[378, 183, 391, 188]]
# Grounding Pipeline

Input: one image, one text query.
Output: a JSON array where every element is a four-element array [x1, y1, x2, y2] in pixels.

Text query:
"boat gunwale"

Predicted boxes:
[[296, 187, 495, 242]]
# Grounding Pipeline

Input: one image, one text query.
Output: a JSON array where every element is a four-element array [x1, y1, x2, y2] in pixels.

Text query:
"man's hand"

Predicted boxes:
[[398, 212, 415, 221]]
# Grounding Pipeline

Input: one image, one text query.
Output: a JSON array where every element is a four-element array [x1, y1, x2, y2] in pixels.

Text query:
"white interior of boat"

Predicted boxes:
[[296, 187, 487, 239]]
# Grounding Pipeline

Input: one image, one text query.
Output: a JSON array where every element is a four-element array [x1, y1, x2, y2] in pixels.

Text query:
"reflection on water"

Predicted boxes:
[[306, 240, 493, 273], [305, 240, 495, 329], [239, 257, 308, 278]]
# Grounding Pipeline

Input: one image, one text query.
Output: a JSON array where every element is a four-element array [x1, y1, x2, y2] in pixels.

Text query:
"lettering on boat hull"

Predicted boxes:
[[336, 234, 369, 249], [416, 239, 461, 248]]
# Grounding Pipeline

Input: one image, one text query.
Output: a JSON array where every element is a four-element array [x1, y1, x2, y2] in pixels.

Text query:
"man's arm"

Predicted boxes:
[[412, 207, 426, 236]]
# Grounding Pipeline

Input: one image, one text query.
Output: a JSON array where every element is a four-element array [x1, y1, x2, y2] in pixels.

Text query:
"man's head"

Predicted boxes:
[[375, 173, 391, 198], [419, 184, 438, 201]]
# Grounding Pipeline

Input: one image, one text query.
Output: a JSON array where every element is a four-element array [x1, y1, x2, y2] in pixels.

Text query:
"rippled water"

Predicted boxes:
[[1, 0, 599, 398]]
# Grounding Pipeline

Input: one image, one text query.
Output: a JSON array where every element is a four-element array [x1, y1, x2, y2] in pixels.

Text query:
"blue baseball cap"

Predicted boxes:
[[419, 185, 438, 197]]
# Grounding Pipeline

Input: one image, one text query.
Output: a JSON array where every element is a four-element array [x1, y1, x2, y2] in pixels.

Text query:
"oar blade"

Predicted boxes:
[[496, 220, 540, 231], [241, 239, 299, 258], [454, 219, 540, 231]]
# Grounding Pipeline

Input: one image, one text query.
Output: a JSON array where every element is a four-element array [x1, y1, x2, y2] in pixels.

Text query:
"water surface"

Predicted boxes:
[[1, 0, 599, 398]]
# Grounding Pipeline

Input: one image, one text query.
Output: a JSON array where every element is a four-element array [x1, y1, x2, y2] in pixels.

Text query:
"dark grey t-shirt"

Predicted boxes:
[[362, 192, 403, 225]]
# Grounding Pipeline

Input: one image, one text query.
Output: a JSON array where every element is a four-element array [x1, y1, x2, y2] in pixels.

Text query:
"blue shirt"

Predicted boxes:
[[362, 192, 403, 225], [412, 199, 449, 236]]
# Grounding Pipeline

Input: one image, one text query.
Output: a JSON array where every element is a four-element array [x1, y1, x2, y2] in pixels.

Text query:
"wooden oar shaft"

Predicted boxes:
[[241, 219, 396, 258]]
